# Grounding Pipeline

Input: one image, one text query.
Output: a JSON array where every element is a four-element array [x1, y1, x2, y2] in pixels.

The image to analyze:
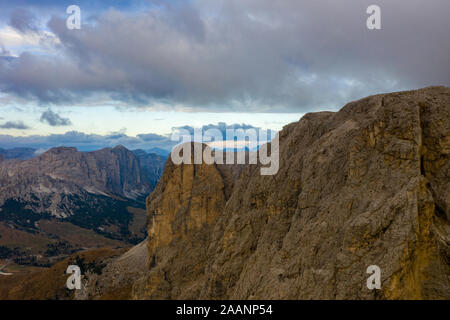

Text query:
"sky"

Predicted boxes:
[[0, 0, 449, 152]]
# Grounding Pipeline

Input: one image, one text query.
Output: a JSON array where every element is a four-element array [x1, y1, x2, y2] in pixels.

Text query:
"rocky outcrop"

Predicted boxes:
[[134, 87, 450, 299], [75, 240, 149, 300]]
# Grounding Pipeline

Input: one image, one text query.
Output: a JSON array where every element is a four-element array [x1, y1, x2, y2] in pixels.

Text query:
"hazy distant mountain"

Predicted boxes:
[[145, 147, 170, 157], [0, 147, 37, 160], [132, 149, 166, 188]]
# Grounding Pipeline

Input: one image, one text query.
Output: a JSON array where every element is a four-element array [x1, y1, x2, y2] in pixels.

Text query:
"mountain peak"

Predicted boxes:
[[112, 145, 129, 152], [43, 146, 78, 155]]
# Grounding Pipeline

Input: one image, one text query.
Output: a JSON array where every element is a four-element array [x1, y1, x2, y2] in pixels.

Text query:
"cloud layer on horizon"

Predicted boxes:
[[0, 0, 449, 113], [0, 120, 30, 129], [0, 122, 264, 151]]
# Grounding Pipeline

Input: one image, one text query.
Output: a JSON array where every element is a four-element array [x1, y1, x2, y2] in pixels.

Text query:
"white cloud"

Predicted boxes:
[[0, 26, 59, 56]]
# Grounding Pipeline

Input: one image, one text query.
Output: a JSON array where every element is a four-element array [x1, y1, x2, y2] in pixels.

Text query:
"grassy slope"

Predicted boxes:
[[0, 248, 125, 300]]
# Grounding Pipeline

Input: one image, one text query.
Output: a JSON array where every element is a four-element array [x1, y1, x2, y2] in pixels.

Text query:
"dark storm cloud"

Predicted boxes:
[[40, 109, 72, 126], [0, 0, 449, 112], [0, 120, 30, 129]]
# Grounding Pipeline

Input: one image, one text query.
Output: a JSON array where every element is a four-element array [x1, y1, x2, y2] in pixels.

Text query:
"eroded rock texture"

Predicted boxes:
[[134, 87, 450, 299], [0, 145, 165, 217]]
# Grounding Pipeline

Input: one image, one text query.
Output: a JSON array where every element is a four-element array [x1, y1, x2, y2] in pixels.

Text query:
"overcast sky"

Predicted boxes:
[[0, 0, 449, 151]]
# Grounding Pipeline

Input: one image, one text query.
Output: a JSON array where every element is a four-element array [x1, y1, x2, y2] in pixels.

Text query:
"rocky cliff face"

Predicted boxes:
[[133, 87, 450, 299], [0, 145, 162, 217], [0, 146, 166, 248], [132, 149, 166, 191], [132, 148, 242, 298]]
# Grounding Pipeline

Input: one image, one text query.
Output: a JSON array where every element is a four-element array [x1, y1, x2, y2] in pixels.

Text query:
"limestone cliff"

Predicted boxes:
[[133, 86, 450, 300], [133, 146, 242, 298]]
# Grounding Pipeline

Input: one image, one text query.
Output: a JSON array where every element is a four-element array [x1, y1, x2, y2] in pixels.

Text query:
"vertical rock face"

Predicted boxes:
[[134, 146, 241, 298], [132, 149, 166, 191], [134, 87, 449, 300]]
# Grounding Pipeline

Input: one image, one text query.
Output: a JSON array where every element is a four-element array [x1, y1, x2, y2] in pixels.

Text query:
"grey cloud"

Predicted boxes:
[[174, 122, 259, 135], [0, 120, 30, 129], [0, 47, 11, 56], [40, 109, 72, 126], [0, 122, 275, 151], [0, 130, 174, 152], [9, 8, 38, 33], [106, 133, 127, 140], [0, 135, 148, 152], [172, 122, 275, 141], [137, 133, 169, 142], [0, 47, 16, 63], [0, 0, 449, 112]]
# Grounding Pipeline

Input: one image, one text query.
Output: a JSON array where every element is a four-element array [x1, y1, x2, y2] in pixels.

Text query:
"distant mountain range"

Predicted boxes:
[[145, 147, 170, 157], [0, 148, 38, 160], [0, 145, 166, 265], [0, 146, 172, 160]]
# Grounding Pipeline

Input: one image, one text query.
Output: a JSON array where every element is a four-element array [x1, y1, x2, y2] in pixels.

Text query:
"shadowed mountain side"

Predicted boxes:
[[132, 149, 166, 191]]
